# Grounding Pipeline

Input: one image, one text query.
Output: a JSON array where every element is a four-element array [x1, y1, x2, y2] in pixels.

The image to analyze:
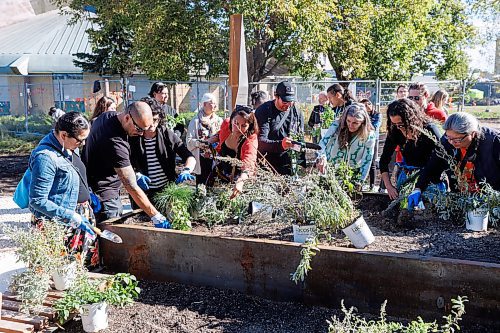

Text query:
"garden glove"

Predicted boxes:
[[407, 189, 424, 211], [176, 168, 195, 184], [89, 192, 101, 213], [70, 213, 96, 238], [151, 212, 172, 229], [136, 172, 151, 191]]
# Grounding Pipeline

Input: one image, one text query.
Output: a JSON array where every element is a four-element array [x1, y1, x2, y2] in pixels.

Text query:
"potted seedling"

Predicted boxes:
[[54, 273, 140, 333], [0, 218, 82, 312]]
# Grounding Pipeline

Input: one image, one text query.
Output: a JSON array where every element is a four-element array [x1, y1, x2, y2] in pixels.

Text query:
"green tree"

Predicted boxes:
[[328, 0, 474, 81]]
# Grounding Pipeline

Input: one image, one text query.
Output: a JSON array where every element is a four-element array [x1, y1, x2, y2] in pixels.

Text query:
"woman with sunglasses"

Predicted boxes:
[[316, 103, 376, 184], [408, 112, 500, 209], [210, 105, 259, 198], [379, 98, 442, 200], [29, 112, 100, 267]]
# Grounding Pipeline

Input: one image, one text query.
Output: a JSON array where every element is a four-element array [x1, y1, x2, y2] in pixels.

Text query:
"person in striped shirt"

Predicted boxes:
[[129, 97, 196, 205]]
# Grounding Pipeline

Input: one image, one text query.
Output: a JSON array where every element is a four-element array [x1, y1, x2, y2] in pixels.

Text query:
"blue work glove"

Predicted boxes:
[[78, 217, 96, 237], [70, 213, 96, 237], [136, 172, 151, 191], [151, 213, 171, 229], [89, 192, 101, 213], [176, 168, 195, 184], [407, 189, 422, 211]]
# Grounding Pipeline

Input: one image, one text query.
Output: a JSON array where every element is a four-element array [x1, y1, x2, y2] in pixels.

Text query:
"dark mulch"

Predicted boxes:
[[0, 154, 29, 195], [62, 280, 341, 333]]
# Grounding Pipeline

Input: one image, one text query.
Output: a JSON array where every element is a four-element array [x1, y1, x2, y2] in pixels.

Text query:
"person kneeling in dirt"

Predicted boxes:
[[208, 105, 259, 198], [408, 112, 500, 210], [316, 103, 376, 187], [83, 101, 171, 228], [379, 98, 442, 201], [128, 97, 196, 207]]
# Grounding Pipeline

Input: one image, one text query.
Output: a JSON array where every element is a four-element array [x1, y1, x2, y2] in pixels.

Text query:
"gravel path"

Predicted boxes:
[[0, 196, 30, 292]]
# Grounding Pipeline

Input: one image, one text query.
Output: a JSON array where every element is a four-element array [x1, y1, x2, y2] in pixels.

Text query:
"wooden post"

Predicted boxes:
[[229, 14, 248, 111]]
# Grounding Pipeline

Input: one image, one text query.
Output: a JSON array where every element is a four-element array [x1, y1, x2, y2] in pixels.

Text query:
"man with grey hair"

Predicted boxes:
[[408, 82, 447, 122], [83, 101, 171, 227], [408, 112, 500, 209]]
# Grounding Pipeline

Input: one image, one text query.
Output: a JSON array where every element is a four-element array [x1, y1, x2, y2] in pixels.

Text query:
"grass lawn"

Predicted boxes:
[[457, 105, 500, 119]]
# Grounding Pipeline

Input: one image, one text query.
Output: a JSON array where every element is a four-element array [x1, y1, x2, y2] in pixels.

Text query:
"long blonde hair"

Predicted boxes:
[[337, 103, 373, 148]]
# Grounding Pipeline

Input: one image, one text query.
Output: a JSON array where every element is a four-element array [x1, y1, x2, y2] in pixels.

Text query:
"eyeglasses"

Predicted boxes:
[[392, 122, 406, 129], [444, 134, 469, 144], [67, 133, 86, 146], [408, 96, 421, 101], [129, 112, 148, 133]]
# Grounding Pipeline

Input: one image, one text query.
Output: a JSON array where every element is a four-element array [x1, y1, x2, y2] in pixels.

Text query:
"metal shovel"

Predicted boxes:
[[91, 226, 123, 243]]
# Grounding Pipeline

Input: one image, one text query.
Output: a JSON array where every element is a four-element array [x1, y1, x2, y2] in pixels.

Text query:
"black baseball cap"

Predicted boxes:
[[276, 81, 295, 102]]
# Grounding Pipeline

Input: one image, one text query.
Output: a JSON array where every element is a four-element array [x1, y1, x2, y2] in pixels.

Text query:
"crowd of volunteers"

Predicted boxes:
[[26, 80, 499, 268]]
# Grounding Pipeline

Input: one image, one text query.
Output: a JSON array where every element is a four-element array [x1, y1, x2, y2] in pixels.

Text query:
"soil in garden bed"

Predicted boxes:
[[123, 194, 500, 264], [61, 279, 490, 333], [62, 279, 342, 333]]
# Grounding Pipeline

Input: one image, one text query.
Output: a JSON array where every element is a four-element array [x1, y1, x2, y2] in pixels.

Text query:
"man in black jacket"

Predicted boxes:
[[255, 81, 304, 175]]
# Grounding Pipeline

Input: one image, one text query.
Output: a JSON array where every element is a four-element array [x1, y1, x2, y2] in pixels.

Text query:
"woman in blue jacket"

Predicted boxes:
[[29, 112, 97, 266]]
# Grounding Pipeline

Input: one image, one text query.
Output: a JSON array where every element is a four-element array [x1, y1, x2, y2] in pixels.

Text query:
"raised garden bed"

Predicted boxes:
[[99, 195, 500, 331]]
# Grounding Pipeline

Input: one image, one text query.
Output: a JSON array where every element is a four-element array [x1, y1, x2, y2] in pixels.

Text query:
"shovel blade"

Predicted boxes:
[[100, 229, 123, 243]]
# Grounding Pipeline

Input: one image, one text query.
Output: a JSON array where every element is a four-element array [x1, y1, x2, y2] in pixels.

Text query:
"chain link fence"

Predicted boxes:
[[1, 74, 498, 135]]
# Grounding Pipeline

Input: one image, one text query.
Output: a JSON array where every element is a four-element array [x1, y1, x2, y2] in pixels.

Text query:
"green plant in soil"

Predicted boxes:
[[54, 272, 140, 324], [291, 238, 320, 284], [153, 183, 195, 230], [321, 105, 335, 129], [193, 183, 247, 227], [0, 219, 82, 313], [327, 296, 468, 333]]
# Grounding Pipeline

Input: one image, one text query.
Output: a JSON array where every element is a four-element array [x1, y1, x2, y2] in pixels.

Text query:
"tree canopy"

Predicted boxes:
[[56, 0, 478, 82]]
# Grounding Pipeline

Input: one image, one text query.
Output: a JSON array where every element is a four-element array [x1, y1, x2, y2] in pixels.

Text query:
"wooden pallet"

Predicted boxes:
[[0, 272, 111, 332]]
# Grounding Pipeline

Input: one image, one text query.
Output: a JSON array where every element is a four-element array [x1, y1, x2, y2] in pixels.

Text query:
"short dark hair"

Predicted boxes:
[[48, 106, 57, 116], [148, 82, 166, 97], [55, 112, 89, 138], [251, 91, 268, 107]]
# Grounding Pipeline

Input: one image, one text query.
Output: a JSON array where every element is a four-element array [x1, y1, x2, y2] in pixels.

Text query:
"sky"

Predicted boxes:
[[466, 18, 497, 73]]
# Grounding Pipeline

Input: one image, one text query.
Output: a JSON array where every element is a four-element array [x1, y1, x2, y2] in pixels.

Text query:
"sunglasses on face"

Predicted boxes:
[[444, 134, 468, 144], [408, 96, 421, 101], [129, 112, 148, 133], [392, 122, 406, 129]]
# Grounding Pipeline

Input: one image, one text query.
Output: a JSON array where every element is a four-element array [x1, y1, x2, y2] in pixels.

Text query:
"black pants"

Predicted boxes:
[[196, 156, 213, 185]]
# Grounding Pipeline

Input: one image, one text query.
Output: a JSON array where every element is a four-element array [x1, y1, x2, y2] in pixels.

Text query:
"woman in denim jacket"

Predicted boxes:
[[29, 112, 97, 265]]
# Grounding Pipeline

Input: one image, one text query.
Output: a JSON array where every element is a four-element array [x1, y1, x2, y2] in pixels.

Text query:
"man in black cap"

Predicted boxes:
[[255, 81, 305, 175]]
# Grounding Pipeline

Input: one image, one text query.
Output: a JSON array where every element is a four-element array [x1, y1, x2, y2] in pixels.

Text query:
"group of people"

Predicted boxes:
[[28, 80, 499, 268]]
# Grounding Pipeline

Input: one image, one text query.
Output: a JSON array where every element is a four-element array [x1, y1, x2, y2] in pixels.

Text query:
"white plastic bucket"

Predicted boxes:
[[52, 261, 77, 291], [466, 208, 489, 232], [292, 224, 316, 243], [81, 302, 108, 333], [342, 216, 375, 249]]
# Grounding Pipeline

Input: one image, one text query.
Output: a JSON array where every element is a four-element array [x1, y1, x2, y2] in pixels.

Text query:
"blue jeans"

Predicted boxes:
[[96, 196, 123, 223]]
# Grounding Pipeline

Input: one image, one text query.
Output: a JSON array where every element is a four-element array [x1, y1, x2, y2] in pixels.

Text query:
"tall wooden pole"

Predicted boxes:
[[229, 14, 248, 111]]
